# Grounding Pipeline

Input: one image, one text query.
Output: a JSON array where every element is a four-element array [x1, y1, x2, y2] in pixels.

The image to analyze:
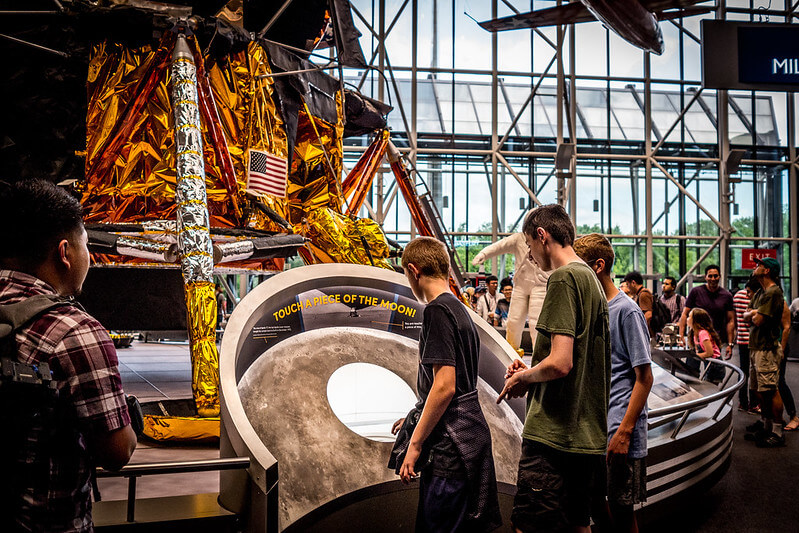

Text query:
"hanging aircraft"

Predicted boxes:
[[478, 0, 714, 55]]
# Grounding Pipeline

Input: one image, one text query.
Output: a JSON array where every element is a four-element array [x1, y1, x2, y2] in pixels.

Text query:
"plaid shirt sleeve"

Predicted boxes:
[[49, 315, 131, 433]]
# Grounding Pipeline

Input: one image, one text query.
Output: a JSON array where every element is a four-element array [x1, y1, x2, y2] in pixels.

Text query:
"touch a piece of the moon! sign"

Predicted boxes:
[[702, 20, 799, 92], [741, 248, 778, 270]]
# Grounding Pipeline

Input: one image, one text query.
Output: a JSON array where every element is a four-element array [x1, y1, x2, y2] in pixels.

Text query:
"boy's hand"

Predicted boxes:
[[399, 441, 422, 484], [607, 429, 631, 458], [505, 358, 528, 379], [497, 370, 529, 403], [391, 418, 405, 435]]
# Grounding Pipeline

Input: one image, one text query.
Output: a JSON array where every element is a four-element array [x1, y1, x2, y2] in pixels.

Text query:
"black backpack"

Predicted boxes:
[[635, 288, 671, 334], [0, 295, 74, 528]]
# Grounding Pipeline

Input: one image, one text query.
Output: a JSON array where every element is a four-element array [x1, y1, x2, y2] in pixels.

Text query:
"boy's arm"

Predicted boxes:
[[608, 364, 653, 457], [399, 364, 456, 483], [497, 333, 574, 401], [92, 425, 137, 471]]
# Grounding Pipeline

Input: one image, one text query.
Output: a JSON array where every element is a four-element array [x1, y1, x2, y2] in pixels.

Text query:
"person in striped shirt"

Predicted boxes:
[[734, 279, 759, 413]]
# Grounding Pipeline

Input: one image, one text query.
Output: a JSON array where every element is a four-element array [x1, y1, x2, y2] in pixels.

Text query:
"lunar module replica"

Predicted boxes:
[[2, 1, 743, 530]]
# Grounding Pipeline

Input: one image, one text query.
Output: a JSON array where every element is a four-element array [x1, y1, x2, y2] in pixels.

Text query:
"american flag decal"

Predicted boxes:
[[246, 149, 288, 198]]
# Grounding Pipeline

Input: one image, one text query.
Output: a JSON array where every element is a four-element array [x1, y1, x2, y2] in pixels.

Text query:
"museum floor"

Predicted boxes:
[[105, 340, 799, 532]]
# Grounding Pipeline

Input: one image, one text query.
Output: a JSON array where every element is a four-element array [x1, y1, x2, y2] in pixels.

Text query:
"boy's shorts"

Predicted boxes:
[[750, 347, 781, 392], [511, 439, 604, 532], [417, 469, 468, 532], [605, 455, 647, 506]]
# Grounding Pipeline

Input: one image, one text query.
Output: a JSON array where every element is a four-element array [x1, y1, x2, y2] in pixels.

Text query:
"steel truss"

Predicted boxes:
[[343, 0, 799, 298]]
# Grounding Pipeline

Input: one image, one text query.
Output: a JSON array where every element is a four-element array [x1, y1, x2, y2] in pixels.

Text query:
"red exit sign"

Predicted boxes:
[[741, 248, 777, 269]]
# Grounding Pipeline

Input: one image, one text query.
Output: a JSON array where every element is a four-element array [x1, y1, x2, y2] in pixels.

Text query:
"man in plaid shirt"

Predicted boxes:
[[0, 180, 136, 532]]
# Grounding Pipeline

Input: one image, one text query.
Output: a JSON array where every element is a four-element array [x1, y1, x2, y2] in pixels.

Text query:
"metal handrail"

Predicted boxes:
[[648, 358, 745, 439], [95, 457, 250, 523]]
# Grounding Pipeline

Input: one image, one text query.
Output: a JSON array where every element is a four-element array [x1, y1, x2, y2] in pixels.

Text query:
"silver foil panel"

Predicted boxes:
[[116, 235, 178, 262], [171, 35, 214, 283], [141, 220, 178, 243], [213, 240, 255, 264]]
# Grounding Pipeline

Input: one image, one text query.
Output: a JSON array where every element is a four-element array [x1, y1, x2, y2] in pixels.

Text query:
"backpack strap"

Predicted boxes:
[[633, 286, 645, 304], [0, 294, 70, 339]]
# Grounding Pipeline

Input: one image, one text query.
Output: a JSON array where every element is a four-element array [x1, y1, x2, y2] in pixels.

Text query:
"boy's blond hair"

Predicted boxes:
[[401, 237, 450, 279], [573, 233, 615, 274]]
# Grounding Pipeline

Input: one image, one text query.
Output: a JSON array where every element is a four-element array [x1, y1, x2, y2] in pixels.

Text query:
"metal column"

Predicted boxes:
[[789, 94, 798, 299], [644, 53, 654, 287], [556, 4, 565, 207], [716, 0, 732, 286], [490, 0, 499, 275]]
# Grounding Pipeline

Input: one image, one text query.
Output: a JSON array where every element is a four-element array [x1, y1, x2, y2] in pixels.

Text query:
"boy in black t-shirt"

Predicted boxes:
[[392, 236, 501, 532]]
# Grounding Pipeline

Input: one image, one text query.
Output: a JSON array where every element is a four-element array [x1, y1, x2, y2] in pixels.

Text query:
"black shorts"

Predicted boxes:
[[602, 455, 647, 506], [512, 439, 604, 532]]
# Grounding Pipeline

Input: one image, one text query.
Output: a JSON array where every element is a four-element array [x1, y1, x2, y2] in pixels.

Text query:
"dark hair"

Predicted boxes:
[[522, 204, 575, 247], [623, 271, 644, 285], [688, 308, 722, 351], [500, 277, 513, 289], [745, 277, 760, 292], [486, 275, 498, 284], [663, 276, 676, 285], [705, 264, 720, 275], [0, 179, 84, 268]]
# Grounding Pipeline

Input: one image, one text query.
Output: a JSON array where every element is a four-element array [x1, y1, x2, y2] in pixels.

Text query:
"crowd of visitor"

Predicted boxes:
[[465, 248, 799, 451]]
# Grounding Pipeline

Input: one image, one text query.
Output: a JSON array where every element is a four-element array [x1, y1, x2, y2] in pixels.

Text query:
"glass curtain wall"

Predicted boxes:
[[337, 0, 798, 298]]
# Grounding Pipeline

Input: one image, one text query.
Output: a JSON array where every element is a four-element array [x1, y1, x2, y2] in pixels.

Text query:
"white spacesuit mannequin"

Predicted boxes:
[[472, 232, 551, 351]]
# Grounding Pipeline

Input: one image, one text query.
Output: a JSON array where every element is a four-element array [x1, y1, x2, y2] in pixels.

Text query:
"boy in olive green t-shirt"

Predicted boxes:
[[498, 204, 611, 533]]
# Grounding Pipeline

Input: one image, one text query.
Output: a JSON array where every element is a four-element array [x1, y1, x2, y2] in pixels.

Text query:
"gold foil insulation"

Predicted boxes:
[[172, 36, 219, 417], [348, 218, 391, 268], [185, 281, 220, 418], [82, 35, 391, 273], [142, 415, 220, 443], [83, 34, 238, 227], [287, 105, 343, 223], [206, 41, 289, 232], [296, 208, 391, 268]]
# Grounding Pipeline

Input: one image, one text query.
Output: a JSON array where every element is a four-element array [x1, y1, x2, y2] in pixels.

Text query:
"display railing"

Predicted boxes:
[[648, 357, 745, 439], [93, 360, 742, 523], [95, 456, 250, 523]]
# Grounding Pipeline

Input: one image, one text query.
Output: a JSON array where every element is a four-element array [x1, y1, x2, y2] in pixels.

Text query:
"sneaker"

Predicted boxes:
[[738, 404, 749, 412], [746, 420, 765, 433], [744, 430, 768, 442], [748, 405, 762, 415], [755, 433, 786, 448]]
